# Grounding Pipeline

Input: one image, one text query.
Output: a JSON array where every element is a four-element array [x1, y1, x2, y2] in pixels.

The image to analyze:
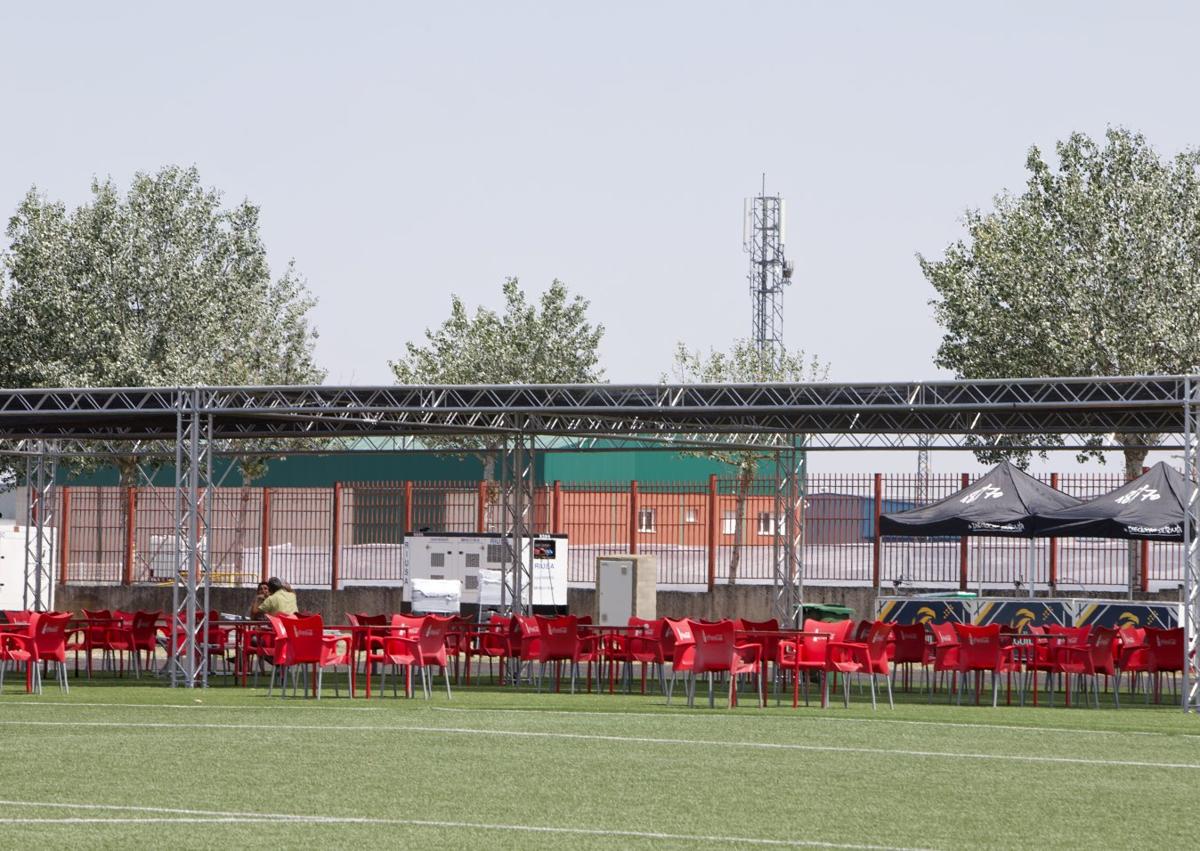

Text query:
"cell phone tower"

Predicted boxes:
[[743, 175, 794, 369]]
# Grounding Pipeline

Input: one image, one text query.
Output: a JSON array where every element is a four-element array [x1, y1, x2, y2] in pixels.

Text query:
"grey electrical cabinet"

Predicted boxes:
[[595, 554, 656, 625]]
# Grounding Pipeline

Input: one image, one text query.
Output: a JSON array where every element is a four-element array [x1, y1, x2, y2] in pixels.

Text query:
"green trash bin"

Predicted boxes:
[[801, 603, 854, 623]]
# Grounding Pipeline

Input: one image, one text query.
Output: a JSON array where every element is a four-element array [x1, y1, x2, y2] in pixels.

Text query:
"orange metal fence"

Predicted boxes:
[[53, 472, 1182, 590]]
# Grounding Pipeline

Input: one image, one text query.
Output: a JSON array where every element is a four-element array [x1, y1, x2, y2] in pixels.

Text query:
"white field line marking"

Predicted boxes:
[[1, 719, 1196, 770], [431, 706, 1182, 739], [2, 701, 380, 712], [0, 800, 927, 849]]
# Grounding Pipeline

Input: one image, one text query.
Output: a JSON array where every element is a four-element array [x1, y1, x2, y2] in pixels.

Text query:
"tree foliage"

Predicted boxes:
[[667, 338, 828, 582], [390, 277, 605, 472], [922, 128, 1200, 477], [0, 166, 324, 482]]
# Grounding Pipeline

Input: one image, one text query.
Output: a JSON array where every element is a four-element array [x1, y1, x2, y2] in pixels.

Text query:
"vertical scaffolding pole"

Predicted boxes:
[[171, 389, 214, 688], [23, 440, 58, 612], [1183, 377, 1200, 712], [499, 428, 536, 616], [772, 437, 806, 626]]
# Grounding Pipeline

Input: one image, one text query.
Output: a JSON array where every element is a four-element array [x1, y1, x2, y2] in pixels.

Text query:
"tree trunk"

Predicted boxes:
[[728, 463, 755, 585], [1123, 443, 1149, 598]]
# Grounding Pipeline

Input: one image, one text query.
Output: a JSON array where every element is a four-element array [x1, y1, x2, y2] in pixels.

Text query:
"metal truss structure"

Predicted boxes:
[[496, 431, 537, 616], [771, 441, 805, 625], [1183, 378, 1200, 713], [22, 441, 57, 612], [1, 373, 1198, 708]]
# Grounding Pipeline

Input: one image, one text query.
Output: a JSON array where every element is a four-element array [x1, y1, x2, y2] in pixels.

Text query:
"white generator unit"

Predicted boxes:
[[1, 524, 55, 611], [402, 533, 568, 611]]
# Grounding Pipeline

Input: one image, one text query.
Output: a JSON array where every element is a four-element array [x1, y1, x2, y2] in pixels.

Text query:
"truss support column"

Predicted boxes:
[[1183, 377, 1200, 713], [171, 389, 214, 688], [499, 429, 536, 616], [772, 436, 806, 627], [23, 440, 58, 612]]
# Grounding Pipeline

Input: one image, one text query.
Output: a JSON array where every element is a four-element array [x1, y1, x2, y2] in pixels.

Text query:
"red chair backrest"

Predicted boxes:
[[663, 618, 695, 668], [951, 623, 1001, 670], [1146, 627, 1185, 671], [1119, 626, 1146, 648], [82, 609, 112, 641], [391, 613, 425, 636], [1047, 624, 1090, 646], [891, 623, 926, 664], [687, 619, 735, 674], [853, 619, 873, 642], [1087, 626, 1118, 672], [31, 611, 73, 657], [863, 621, 893, 672], [801, 618, 849, 661], [416, 615, 451, 663], [736, 617, 780, 660], [131, 610, 162, 643], [628, 616, 665, 660], [281, 614, 326, 664], [510, 615, 542, 658], [534, 615, 578, 658]]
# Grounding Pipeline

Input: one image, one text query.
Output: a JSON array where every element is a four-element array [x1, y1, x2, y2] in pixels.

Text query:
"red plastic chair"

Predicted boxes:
[[926, 621, 961, 701], [1055, 626, 1117, 708], [824, 621, 894, 709], [775, 618, 850, 708], [0, 611, 73, 694], [1114, 626, 1149, 706], [80, 608, 114, 676], [890, 623, 927, 691], [374, 614, 453, 699], [267, 614, 354, 699], [683, 619, 762, 709], [464, 614, 512, 685], [1145, 627, 1185, 704], [602, 617, 664, 694], [663, 617, 696, 705], [346, 613, 388, 676], [508, 615, 543, 687], [534, 615, 587, 694], [363, 613, 423, 698], [103, 610, 162, 678], [951, 623, 1020, 707]]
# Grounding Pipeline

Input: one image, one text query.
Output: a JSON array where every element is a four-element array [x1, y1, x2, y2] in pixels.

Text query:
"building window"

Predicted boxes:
[[722, 511, 736, 535], [683, 507, 698, 524], [637, 508, 656, 533], [757, 512, 778, 536]]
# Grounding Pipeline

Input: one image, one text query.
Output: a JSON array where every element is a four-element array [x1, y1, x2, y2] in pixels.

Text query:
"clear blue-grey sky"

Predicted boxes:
[[2, 2, 1197, 472]]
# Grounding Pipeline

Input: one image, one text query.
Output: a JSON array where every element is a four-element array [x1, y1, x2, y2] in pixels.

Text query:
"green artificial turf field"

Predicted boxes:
[[0, 674, 1197, 849]]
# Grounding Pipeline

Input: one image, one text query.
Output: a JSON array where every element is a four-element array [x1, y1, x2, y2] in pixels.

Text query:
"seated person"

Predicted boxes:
[[251, 577, 298, 617]]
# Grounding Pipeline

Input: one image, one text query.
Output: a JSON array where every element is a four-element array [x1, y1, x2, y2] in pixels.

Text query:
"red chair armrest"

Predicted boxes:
[[732, 642, 761, 665]]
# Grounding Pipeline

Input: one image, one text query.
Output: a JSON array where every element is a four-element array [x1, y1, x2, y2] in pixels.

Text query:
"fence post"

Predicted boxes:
[[1140, 465, 1150, 593], [260, 487, 271, 583], [58, 486, 71, 585], [477, 480, 488, 533], [123, 487, 136, 586], [404, 481, 414, 534], [959, 472, 970, 591], [1049, 473, 1059, 590], [872, 473, 883, 590], [628, 480, 639, 555], [552, 480, 563, 535], [707, 474, 718, 591], [331, 482, 342, 592]]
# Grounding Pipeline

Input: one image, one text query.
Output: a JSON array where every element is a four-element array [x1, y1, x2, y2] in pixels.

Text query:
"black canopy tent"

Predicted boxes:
[[880, 462, 1083, 595], [880, 461, 1082, 538], [1030, 461, 1195, 542]]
